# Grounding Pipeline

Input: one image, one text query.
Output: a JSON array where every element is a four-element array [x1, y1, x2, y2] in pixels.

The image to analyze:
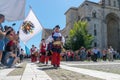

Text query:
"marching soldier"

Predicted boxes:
[[45, 42, 52, 65], [39, 39, 46, 63], [50, 25, 65, 68], [30, 45, 37, 62]]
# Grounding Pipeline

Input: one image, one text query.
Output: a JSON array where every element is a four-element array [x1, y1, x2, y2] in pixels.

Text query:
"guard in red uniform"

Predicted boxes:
[[39, 39, 46, 63], [51, 25, 65, 68], [46, 42, 52, 64], [30, 45, 37, 62]]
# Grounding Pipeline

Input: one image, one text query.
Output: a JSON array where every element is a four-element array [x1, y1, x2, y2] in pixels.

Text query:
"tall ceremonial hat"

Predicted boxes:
[[55, 25, 60, 29]]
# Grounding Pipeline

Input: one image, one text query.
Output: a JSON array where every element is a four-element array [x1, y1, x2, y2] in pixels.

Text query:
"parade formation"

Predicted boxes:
[[1, 0, 120, 80]]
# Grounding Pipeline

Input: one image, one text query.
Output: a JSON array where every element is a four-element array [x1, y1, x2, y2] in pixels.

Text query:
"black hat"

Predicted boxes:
[[41, 38, 45, 41], [0, 14, 4, 19], [12, 23, 16, 26], [55, 25, 60, 29]]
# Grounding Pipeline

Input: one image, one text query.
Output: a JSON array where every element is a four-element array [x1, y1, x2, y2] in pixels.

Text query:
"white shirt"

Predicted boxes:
[[92, 48, 99, 54]]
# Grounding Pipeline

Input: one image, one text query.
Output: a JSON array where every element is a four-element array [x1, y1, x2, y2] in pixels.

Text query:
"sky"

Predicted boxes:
[[2, 0, 99, 51]]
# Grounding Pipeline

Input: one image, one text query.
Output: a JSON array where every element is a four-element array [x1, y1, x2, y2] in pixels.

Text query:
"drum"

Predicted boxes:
[[34, 51, 38, 56], [53, 41, 62, 46]]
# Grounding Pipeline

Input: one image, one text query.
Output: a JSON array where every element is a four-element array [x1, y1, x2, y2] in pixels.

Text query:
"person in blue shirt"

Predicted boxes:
[[0, 14, 5, 66]]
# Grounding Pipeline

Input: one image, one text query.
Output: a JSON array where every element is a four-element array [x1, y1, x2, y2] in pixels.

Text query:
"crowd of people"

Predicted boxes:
[[29, 43, 120, 69], [0, 14, 25, 68], [61, 46, 120, 62]]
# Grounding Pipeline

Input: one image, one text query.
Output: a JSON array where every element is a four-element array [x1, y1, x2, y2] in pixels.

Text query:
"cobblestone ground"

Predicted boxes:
[[61, 60, 120, 75], [7, 62, 27, 76], [45, 68, 103, 80], [37, 64, 103, 80], [72, 64, 120, 74], [1, 60, 120, 80]]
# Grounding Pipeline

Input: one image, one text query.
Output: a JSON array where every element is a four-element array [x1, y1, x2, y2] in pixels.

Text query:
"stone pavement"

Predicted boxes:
[[21, 63, 52, 80], [61, 61, 120, 66], [0, 63, 52, 80], [1, 61, 120, 80], [0, 63, 22, 80], [61, 61, 120, 80]]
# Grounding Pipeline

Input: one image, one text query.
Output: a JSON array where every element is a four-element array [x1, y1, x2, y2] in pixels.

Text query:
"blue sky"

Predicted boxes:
[[3, 0, 99, 50]]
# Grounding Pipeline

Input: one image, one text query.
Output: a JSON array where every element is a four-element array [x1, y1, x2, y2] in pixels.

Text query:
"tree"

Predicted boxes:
[[64, 21, 94, 51]]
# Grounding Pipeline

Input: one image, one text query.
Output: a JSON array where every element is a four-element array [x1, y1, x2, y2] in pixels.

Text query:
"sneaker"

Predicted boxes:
[[0, 63, 4, 67], [0, 64, 5, 69]]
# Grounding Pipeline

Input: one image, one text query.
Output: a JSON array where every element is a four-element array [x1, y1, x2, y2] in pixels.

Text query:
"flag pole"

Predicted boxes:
[[28, 5, 50, 39]]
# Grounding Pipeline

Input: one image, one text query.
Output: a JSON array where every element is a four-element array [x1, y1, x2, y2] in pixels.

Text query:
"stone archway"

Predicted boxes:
[[106, 13, 120, 51]]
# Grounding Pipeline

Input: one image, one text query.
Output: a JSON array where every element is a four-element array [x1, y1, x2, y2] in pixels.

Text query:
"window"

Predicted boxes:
[[94, 24, 96, 29], [94, 30, 97, 36], [101, 0, 105, 7], [94, 24, 97, 36], [92, 10, 96, 18], [108, 0, 111, 6], [114, 1, 116, 7], [77, 16, 80, 21], [70, 13, 74, 19], [94, 42, 97, 47]]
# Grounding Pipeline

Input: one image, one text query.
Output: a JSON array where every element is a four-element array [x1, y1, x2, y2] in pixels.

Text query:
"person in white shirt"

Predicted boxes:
[[92, 47, 99, 62], [108, 46, 114, 61]]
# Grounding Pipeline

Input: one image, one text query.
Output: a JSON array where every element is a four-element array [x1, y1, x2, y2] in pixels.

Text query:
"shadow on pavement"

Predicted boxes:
[[37, 67, 56, 71], [37, 64, 56, 71]]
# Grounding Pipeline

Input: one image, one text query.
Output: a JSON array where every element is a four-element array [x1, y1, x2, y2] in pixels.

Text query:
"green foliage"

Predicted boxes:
[[64, 21, 94, 51]]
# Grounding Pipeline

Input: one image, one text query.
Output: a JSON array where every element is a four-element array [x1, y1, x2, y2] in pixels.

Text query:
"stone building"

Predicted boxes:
[[42, 0, 120, 51]]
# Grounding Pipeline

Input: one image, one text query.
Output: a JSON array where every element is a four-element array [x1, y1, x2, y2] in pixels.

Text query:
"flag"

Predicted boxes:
[[0, 0, 25, 21], [25, 46, 30, 55], [19, 9, 43, 43]]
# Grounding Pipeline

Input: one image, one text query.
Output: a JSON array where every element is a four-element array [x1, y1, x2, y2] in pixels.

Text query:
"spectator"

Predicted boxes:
[[1, 30, 11, 65], [107, 46, 114, 61], [79, 47, 86, 61], [70, 50, 74, 61], [86, 49, 92, 61], [67, 50, 71, 61], [4, 30, 17, 68], [102, 49, 107, 61], [19, 49, 25, 63], [92, 47, 99, 62], [0, 14, 5, 66], [116, 50, 120, 59]]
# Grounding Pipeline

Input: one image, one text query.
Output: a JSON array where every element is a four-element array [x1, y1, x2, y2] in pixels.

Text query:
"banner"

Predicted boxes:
[[25, 45, 30, 55], [19, 9, 43, 43], [0, 0, 25, 21]]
